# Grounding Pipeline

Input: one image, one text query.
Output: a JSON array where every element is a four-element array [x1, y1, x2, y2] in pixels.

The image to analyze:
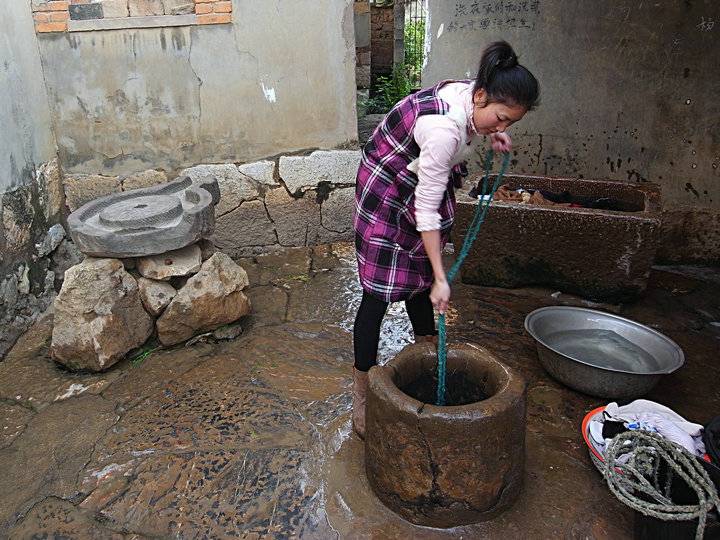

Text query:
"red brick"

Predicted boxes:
[[213, 1, 231, 13], [35, 21, 67, 32], [195, 3, 212, 13], [49, 10, 69, 21], [196, 12, 231, 24], [194, 0, 214, 3], [33, 12, 52, 22]]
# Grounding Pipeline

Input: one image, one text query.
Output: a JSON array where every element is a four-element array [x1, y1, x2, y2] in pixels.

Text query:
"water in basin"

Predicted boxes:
[[544, 328, 661, 373]]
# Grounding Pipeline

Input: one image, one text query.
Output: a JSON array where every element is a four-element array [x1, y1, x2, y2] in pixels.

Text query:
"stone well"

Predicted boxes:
[[456, 176, 662, 302], [365, 343, 527, 528]]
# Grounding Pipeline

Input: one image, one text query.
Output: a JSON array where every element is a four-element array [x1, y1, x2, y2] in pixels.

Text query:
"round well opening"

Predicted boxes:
[[390, 356, 507, 406]]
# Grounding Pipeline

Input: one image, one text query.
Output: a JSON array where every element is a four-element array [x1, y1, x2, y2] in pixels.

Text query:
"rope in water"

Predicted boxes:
[[436, 150, 510, 406], [601, 431, 720, 540]]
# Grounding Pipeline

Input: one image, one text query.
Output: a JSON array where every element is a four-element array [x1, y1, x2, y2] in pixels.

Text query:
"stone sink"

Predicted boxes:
[[455, 176, 662, 302]]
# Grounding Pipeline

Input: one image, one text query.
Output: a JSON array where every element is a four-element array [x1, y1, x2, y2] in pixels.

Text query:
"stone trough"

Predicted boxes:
[[365, 343, 527, 528], [455, 176, 662, 302]]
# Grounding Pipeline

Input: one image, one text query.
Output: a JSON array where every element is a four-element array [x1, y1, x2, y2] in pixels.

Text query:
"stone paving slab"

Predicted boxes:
[[1, 242, 718, 538]]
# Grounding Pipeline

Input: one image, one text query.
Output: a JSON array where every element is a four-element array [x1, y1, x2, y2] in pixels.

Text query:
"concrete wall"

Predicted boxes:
[[37, 0, 358, 176], [1, 2, 56, 194], [424, 0, 720, 263]]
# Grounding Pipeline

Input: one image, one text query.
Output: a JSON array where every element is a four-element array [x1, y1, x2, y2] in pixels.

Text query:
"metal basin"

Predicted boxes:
[[524, 307, 684, 399]]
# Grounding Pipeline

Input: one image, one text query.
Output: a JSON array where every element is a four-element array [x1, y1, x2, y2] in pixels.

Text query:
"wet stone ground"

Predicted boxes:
[[1, 243, 719, 539]]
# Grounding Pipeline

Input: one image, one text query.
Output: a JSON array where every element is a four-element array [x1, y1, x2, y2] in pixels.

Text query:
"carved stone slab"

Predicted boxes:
[[68, 176, 220, 258]]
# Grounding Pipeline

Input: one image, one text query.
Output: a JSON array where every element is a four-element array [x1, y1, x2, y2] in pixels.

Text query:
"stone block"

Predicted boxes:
[[162, 0, 194, 15], [238, 160, 278, 186], [51, 258, 153, 371], [67, 176, 218, 258], [101, 0, 129, 17], [180, 163, 259, 216], [213, 200, 277, 256], [69, 3, 104, 20], [265, 188, 321, 247], [320, 187, 354, 241], [128, 0, 164, 16], [38, 159, 64, 221], [156, 253, 251, 346], [138, 277, 176, 316], [1, 189, 34, 255], [121, 169, 168, 191], [63, 174, 122, 212], [279, 150, 361, 195], [137, 244, 202, 281]]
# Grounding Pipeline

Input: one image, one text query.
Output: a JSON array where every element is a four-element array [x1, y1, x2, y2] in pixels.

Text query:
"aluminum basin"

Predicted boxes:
[[524, 307, 684, 399]]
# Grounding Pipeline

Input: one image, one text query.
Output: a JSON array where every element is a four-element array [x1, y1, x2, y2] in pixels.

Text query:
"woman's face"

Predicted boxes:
[[472, 89, 527, 135]]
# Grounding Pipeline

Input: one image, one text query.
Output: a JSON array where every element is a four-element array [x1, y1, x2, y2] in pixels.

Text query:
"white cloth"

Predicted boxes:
[[603, 399, 705, 457], [412, 82, 482, 232]]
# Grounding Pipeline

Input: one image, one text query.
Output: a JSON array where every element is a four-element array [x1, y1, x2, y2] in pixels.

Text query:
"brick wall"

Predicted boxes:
[[370, 4, 394, 79], [31, 0, 233, 33]]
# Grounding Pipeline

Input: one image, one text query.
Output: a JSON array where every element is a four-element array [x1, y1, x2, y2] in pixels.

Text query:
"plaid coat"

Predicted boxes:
[[354, 80, 464, 302]]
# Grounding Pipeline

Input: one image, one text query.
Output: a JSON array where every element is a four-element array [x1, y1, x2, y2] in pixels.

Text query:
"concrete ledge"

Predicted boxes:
[[68, 14, 198, 32]]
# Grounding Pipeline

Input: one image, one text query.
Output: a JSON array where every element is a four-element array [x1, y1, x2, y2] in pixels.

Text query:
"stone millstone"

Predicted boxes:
[[156, 252, 251, 346], [137, 244, 202, 281], [138, 277, 177, 316], [67, 176, 220, 259], [51, 258, 154, 371]]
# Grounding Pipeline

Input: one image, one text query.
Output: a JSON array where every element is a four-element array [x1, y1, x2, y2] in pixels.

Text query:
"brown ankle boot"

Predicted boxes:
[[352, 368, 369, 439]]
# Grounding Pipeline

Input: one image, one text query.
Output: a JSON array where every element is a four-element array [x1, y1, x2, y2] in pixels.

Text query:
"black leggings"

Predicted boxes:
[[353, 290, 436, 372]]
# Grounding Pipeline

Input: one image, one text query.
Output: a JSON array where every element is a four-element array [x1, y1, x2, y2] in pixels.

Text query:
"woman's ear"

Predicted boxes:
[[473, 88, 487, 107]]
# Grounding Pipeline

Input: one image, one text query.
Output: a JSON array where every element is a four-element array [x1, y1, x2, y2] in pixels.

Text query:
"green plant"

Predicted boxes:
[[404, 18, 425, 86], [131, 345, 158, 367], [373, 66, 414, 111]]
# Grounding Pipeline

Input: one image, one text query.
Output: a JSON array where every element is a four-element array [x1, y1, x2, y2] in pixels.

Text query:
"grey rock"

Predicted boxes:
[[156, 253, 251, 346], [265, 188, 321, 247], [162, 0, 194, 14], [128, 0, 164, 16], [101, 0, 129, 17], [138, 277, 176, 316], [212, 323, 243, 341], [38, 159, 64, 221], [68, 175, 219, 258], [198, 238, 216, 261], [321, 187, 354, 233], [37, 224, 67, 257], [17, 266, 30, 295], [137, 244, 202, 281], [279, 150, 360, 194], [121, 169, 168, 191], [238, 160, 278, 186], [213, 200, 277, 256], [181, 164, 259, 216], [63, 174, 122, 212], [51, 258, 153, 371], [1, 275, 19, 311], [50, 240, 84, 289]]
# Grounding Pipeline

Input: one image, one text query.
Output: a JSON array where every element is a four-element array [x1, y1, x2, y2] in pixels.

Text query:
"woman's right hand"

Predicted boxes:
[[430, 279, 451, 314]]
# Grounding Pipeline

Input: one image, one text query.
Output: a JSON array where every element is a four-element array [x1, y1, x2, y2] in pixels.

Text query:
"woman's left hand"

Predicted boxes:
[[490, 132, 512, 153]]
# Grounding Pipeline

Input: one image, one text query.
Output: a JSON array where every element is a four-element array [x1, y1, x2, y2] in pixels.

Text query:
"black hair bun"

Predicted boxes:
[[498, 50, 518, 69]]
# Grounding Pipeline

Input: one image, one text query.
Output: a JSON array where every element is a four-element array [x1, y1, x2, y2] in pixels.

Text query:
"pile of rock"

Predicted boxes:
[[51, 176, 251, 372]]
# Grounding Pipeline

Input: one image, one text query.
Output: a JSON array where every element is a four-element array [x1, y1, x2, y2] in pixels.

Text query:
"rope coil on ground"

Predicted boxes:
[[436, 150, 510, 405], [600, 430, 719, 540]]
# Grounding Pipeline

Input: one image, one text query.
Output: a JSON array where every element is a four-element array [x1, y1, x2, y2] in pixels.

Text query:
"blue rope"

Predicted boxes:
[[436, 150, 510, 406]]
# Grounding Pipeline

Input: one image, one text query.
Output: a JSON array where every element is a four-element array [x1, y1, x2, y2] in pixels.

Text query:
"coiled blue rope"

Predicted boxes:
[[436, 150, 510, 405]]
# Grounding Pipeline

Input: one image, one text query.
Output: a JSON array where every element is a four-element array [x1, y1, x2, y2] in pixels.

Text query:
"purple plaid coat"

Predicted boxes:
[[354, 80, 462, 302]]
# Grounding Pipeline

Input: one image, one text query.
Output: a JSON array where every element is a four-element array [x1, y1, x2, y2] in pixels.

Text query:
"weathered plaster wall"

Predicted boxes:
[[424, 0, 720, 262], [1, 2, 56, 194], [37, 0, 358, 176]]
